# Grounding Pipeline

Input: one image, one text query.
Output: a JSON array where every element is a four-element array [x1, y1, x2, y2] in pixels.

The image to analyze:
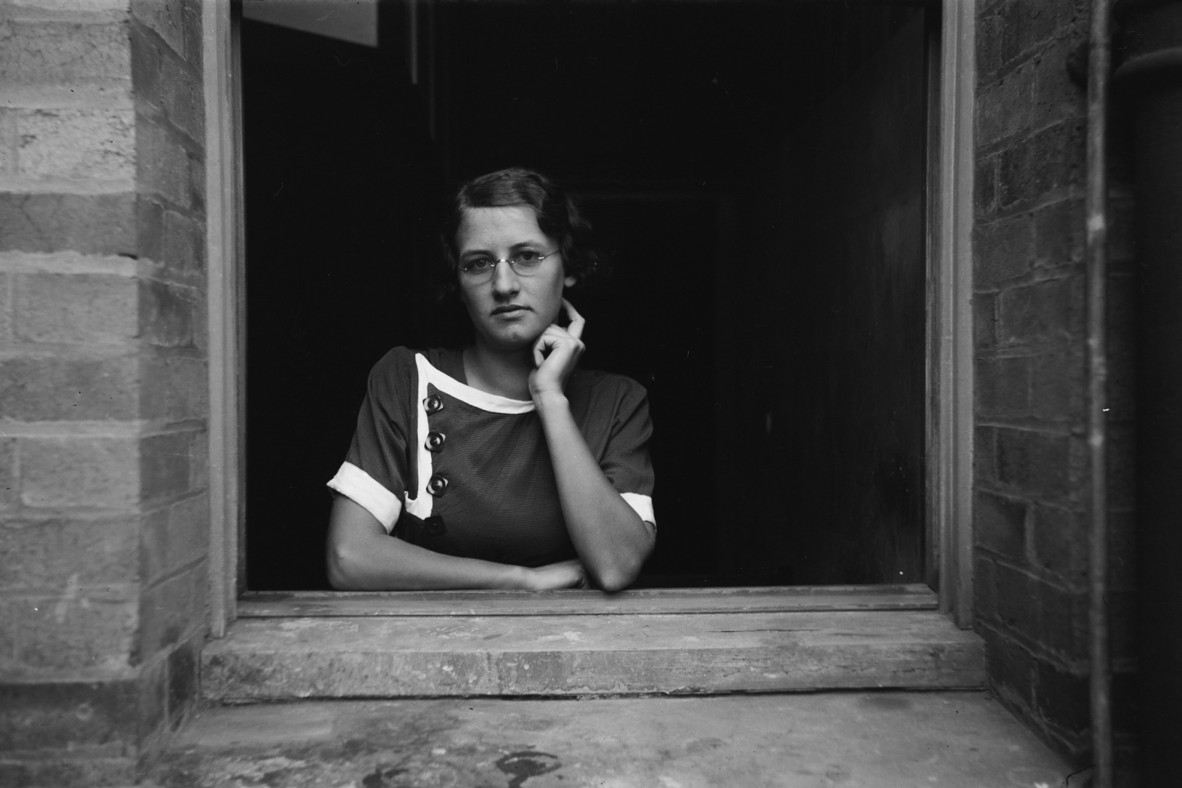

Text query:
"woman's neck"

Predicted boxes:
[[463, 344, 533, 400]]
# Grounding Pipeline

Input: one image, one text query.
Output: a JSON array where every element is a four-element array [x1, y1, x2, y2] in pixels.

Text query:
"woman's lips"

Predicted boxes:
[[491, 305, 528, 316]]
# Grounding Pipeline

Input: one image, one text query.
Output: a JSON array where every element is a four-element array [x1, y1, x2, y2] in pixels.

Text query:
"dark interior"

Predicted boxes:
[[242, 0, 931, 590]]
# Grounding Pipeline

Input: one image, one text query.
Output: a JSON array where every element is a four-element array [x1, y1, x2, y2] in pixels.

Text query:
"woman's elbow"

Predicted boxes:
[[326, 541, 365, 590], [591, 541, 653, 593]]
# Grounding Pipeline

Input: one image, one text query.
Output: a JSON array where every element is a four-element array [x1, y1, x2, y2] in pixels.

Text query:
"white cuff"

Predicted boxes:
[[621, 492, 655, 530], [327, 462, 402, 532]]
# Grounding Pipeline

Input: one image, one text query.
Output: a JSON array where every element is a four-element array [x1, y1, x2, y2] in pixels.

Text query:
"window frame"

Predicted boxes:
[[203, 0, 976, 636]]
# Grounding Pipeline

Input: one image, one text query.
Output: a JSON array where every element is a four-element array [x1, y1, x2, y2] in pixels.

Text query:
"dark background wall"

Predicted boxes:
[[241, 1, 931, 590]]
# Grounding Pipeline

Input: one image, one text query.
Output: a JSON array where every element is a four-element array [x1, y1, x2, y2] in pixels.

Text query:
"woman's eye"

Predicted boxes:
[[515, 250, 542, 264], [465, 257, 493, 271]]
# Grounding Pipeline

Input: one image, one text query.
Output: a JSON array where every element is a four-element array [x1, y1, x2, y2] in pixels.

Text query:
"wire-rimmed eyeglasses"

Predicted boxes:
[[458, 249, 561, 281]]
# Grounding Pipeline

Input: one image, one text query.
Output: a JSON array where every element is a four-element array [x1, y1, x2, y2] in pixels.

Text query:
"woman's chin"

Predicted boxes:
[[477, 326, 543, 354]]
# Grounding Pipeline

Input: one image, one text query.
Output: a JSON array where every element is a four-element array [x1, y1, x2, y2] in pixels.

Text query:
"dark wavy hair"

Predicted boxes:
[[439, 168, 601, 292]]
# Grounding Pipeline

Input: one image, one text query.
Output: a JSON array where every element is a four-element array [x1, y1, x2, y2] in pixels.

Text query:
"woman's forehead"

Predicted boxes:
[[457, 205, 549, 248]]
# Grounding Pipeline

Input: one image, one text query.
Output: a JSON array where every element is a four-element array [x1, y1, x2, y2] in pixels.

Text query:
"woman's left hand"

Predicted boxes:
[[529, 299, 586, 401]]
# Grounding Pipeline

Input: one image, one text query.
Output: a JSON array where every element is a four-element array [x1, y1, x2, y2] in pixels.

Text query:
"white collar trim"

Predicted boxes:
[[415, 353, 536, 415]]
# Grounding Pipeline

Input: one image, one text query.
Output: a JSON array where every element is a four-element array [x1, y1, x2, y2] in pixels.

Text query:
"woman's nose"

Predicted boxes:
[[490, 260, 520, 293]]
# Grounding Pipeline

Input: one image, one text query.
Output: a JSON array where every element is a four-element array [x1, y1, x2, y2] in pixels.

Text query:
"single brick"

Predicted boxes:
[[1032, 199, 1084, 269], [162, 209, 204, 273], [0, 18, 130, 88], [1037, 581, 1088, 662], [137, 561, 206, 661], [994, 561, 1039, 641], [1035, 658, 1090, 740], [137, 196, 165, 261], [140, 430, 194, 502], [0, 679, 139, 752], [139, 351, 208, 421], [997, 276, 1080, 347], [997, 122, 1086, 211], [14, 272, 138, 344], [16, 108, 136, 183], [136, 115, 191, 208], [140, 495, 209, 586], [1030, 504, 1087, 586], [974, 490, 1027, 561], [14, 593, 137, 672], [167, 634, 199, 730], [129, 20, 164, 105], [995, 427, 1071, 499], [977, 66, 1035, 149], [976, 355, 1031, 418], [0, 193, 137, 255], [1029, 347, 1084, 423], [979, 623, 1036, 710], [0, 517, 139, 593], [21, 436, 139, 509], [974, 214, 1034, 287], [162, 48, 203, 145], [139, 278, 195, 347], [0, 354, 139, 421]]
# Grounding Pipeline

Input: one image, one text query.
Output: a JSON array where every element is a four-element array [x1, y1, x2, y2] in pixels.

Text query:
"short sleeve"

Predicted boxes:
[[326, 349, 416, 531], [600, 379, 656, 527]]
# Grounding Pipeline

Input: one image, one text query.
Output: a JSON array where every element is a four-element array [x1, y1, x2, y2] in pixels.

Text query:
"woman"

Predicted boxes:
[[326, 168, 656, 592]]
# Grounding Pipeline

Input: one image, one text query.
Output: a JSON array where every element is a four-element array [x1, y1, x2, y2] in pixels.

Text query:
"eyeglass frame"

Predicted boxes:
[[457, 249, 562, 279]]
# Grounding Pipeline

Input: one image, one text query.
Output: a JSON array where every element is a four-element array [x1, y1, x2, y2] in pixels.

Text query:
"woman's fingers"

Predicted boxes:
[[529, 559, 587, 590], [562, 298, 586, 341]]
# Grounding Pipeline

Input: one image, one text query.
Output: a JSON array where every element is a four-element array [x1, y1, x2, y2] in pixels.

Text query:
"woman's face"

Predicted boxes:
[[456, 205, 574, 354]]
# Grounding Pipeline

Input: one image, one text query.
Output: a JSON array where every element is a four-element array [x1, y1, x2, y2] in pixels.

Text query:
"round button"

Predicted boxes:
[[427, 473, 449, 497], [425, 516, 446, 536], [425, 431, 446, 452], [423, 394, 444, 415]]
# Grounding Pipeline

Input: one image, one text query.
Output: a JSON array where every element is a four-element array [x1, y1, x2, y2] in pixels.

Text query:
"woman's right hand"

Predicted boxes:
[[523, 559, 588, 591]]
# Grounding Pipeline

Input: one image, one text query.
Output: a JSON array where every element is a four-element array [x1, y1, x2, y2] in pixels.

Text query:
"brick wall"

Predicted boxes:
[[0, 0, 208, 783], [973, 0, 1137, 763]]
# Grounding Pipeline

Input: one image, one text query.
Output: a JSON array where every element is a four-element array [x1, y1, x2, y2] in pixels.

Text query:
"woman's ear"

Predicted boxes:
[[564, 274, 577, 288]]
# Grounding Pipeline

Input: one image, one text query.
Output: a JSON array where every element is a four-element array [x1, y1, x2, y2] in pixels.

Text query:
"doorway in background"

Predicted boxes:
[[240, 0, 931, 590]]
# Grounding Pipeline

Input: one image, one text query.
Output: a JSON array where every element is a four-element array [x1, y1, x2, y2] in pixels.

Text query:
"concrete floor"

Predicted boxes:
[[144, 692, 1076, 787]]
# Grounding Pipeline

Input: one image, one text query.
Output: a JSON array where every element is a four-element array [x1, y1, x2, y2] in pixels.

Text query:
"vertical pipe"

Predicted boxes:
[[1086, 0, 1114, 784]]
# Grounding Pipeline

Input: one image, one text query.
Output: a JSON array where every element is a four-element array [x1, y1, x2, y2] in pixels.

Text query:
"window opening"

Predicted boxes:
[[240, 0, 931, 591]]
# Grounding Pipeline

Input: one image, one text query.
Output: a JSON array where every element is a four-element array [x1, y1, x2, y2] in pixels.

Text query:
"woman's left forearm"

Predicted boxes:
[[535, 392, 654, 592]]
